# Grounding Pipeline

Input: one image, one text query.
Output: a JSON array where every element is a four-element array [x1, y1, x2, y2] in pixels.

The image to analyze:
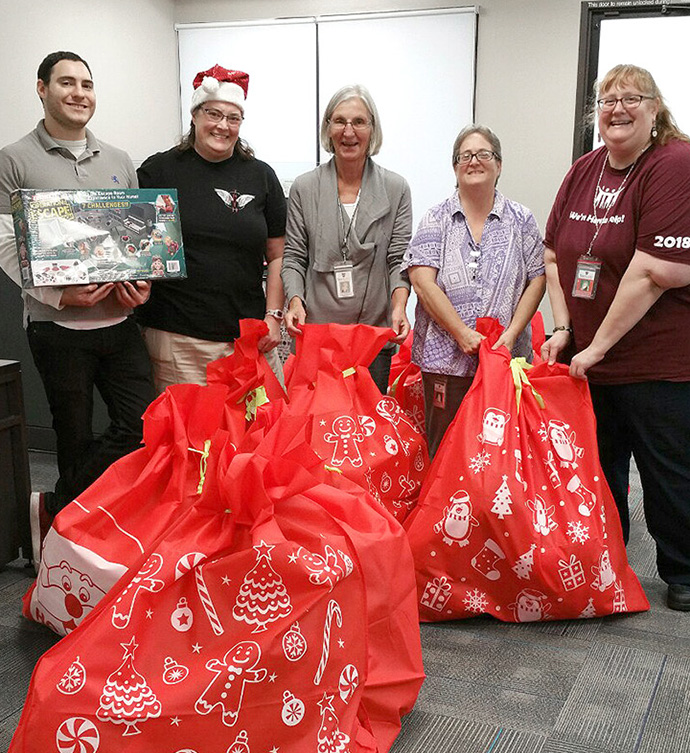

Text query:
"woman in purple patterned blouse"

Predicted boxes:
[[403, 125, 545, 456]]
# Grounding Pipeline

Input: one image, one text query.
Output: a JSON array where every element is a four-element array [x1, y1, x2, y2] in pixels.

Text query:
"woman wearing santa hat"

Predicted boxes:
[[281, 84, 412, 393], [137, 65, 287, 391]]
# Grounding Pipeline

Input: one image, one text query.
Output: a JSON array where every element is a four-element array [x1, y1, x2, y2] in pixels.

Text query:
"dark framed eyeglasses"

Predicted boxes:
[[200, 107, 244, 125], [454, 150, 499, 165], [596, 95, 655, 112]]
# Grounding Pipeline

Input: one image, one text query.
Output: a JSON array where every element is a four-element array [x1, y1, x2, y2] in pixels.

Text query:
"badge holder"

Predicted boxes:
[[572, 255, 602, 300], [334, 262, 355, 298]]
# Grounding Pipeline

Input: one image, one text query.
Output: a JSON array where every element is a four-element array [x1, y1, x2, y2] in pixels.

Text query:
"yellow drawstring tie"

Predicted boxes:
[[510, 357, 545, 412], [188, 439, 212, 494], [244, 385, 269, 421], [324, 465, 343, 474], [342, 367, 356, 378]]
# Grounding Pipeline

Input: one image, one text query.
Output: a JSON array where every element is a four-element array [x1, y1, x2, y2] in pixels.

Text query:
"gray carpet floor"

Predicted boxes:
[[0, 453, 688, 752]]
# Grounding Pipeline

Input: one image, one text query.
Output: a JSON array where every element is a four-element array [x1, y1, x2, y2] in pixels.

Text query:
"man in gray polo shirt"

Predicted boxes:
[[0, 51, 156, 565]]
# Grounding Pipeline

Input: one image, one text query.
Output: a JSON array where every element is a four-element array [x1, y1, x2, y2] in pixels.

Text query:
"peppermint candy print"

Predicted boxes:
[[56, 717, 100, 753]]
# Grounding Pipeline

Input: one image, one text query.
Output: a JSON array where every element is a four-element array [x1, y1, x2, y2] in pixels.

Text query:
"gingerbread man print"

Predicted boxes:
[[195, 640, 267, 727], [324, 416, 364, 467], [111, 553, 164, 629]]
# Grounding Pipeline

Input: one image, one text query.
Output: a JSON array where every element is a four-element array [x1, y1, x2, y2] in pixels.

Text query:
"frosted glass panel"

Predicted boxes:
[[318, 10, 476, 226], [595, 17, 690, 145]]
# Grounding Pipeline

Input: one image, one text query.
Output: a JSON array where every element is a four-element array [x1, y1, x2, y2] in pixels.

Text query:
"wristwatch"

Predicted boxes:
[[265, 309, 284, 321]]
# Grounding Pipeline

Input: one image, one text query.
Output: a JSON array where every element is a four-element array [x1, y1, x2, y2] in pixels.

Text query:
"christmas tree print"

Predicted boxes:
[[317, 693, 351, 753], [512, 544, 537, 580], [233, 541, 293, 633], [97, 636, 161, 735], [490, 476, 514, 519]]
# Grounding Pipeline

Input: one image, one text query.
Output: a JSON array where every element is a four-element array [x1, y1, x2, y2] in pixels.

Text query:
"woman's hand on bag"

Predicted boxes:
[[285, 296, 307, 337], [541, 330, 570, 365], [390, 306, 411, 344], [455, 325, 485, 355], [569, 345, 604, 380], [492, 329, 516, 353], [259, 315, 282, 352]]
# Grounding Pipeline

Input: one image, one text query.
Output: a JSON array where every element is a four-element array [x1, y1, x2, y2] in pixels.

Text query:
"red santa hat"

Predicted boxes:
[[190, 65, 249, 114]]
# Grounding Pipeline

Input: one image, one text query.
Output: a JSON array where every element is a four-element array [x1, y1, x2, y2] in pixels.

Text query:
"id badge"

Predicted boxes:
[[334, 262, 355, 298], [433, 378, 446, 409], [572, 255, 602, 300]]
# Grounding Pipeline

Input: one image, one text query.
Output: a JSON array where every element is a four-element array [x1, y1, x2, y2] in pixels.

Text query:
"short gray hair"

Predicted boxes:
[[320, 84, 383, 156], [452, 124, 502, 165]]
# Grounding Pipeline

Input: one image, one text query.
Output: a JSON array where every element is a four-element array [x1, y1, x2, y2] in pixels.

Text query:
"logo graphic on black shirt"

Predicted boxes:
[[215, 188, 255, 212]]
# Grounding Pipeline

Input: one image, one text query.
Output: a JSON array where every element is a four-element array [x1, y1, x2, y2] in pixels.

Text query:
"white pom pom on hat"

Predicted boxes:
[[190, 65, 249, 114]]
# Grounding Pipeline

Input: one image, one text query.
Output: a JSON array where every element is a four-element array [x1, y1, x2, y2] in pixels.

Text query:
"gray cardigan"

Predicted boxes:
[[281, 157, 411, 330]]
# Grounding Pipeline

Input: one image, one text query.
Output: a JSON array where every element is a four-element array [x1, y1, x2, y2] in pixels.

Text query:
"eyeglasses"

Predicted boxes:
[[454, 150, 498, 164], [328, 117, 372, 132], [596, 95, 655, 112], [200, 107, 243, 125]]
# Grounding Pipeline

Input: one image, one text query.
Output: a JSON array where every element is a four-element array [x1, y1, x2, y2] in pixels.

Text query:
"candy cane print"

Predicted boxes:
[[313, 599, 342, 685], [195, 566, 224, 636]]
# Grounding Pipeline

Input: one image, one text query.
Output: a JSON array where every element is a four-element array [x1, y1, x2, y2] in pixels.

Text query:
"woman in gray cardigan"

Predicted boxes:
[[281, 84, 412, 392]]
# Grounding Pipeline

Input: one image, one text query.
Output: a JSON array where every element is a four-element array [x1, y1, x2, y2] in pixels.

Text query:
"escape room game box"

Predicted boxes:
[[11, 188, 187, 287]]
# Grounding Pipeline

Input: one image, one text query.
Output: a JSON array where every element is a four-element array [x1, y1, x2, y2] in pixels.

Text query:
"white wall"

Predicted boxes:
[[173, 0, 584, 233], [0, 0, 179, 165]]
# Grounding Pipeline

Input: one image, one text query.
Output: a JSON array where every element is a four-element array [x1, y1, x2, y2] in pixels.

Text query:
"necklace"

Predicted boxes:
[[585, 150, 637, 258]]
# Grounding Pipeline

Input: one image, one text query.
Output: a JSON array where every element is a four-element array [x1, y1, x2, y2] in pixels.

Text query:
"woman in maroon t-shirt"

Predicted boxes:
[[543, 64, 690, 612]]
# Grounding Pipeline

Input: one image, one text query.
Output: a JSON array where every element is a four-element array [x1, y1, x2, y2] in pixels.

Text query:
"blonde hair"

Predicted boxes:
[[595, 64, 689, 146]]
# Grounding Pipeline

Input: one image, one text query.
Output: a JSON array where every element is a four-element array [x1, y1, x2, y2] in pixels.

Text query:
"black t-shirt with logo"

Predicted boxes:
[[137, 147, 286, 341]]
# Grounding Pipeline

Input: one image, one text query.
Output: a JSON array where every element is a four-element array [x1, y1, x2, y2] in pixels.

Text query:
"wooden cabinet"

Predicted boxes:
[[0, 360, 32, 565]]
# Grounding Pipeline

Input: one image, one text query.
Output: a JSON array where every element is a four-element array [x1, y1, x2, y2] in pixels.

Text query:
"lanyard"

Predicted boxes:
[[337, 190, 361, 262]]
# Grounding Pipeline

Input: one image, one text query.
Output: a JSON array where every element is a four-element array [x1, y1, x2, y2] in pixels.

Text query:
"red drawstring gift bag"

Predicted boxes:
[[282, 323, 429, 522], [207, 318, 288, 444], [387, 331, 425, 436], [10, 425, 422, 753], [237, 414, 425, 750], [405, 318, 649, 622], [24, 383, 230, 636]]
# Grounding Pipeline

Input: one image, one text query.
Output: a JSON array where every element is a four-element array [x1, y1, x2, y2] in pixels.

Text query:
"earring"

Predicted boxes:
[[651, 123, 658, 139], [597, 131, 602, 143]]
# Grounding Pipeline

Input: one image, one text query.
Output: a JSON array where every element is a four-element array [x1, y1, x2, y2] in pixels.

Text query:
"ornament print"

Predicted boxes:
[[195, 641, 267, 727], [162, 656, 189, 685], [282, 622, 308, 662], [57, 656, 87, 695], [376, 396, 412, 455], [233, 541, 292, 632], [171, 597, 194, 632], [281, 690, 305, 727]]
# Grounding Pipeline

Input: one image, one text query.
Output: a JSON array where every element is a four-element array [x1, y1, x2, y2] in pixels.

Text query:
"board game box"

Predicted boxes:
[[11, 188, 187, 287]]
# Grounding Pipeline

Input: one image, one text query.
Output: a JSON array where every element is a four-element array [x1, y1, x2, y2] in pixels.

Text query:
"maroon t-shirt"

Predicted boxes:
[[545, 140, 690, 384]]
